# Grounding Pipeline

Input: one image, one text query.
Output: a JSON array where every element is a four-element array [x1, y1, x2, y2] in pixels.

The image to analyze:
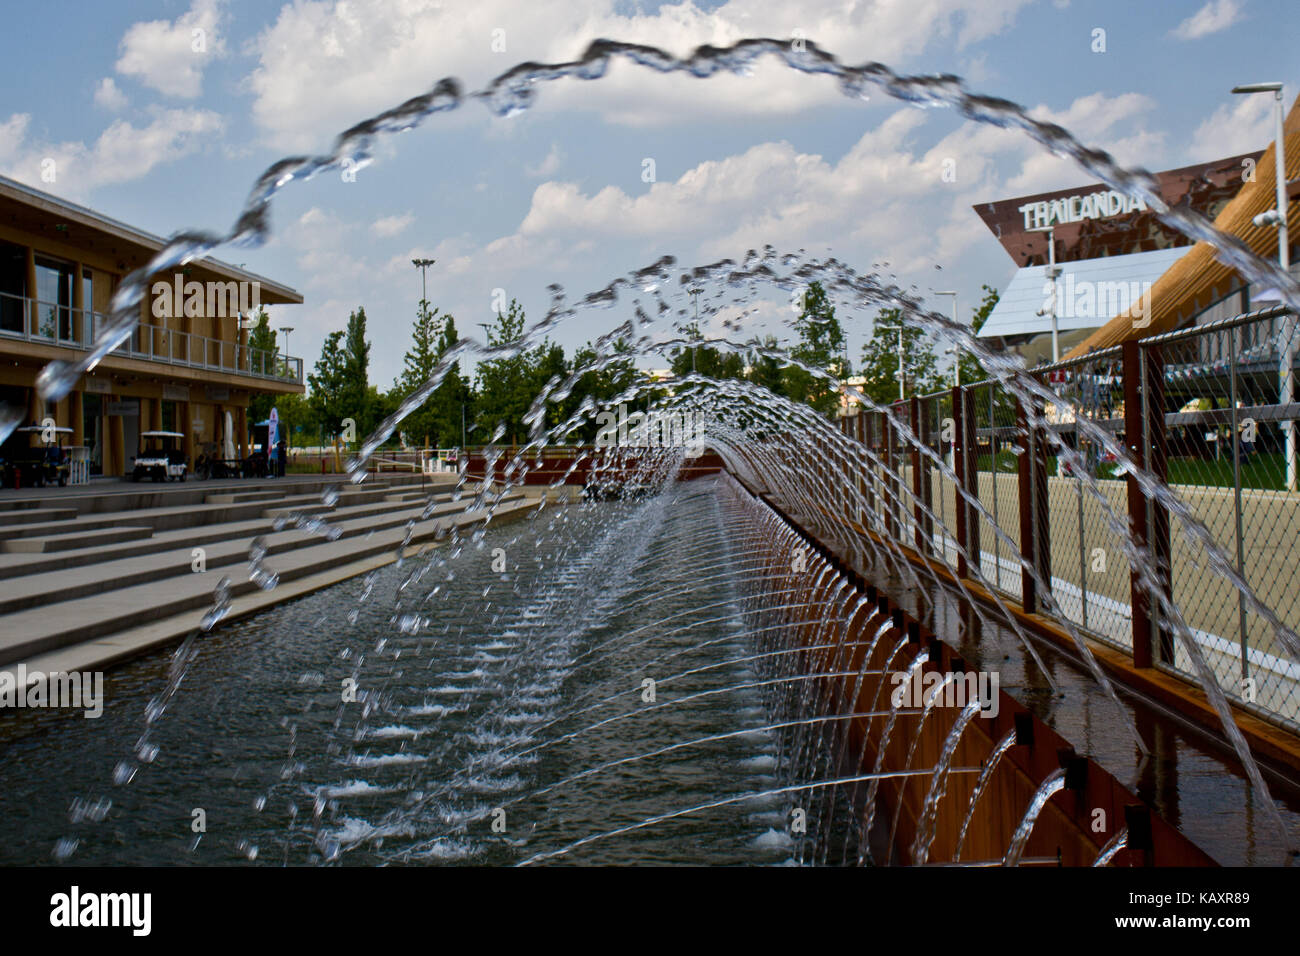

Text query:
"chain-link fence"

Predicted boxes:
[[841, 304, 1300, 733]]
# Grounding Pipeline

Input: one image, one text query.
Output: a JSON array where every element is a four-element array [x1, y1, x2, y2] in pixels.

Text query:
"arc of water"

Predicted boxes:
[[910, 697, 983, 866], [1003, 767, 1067, 867], [1093, 828, 1129, 867], [953, 728, 1017, 862]]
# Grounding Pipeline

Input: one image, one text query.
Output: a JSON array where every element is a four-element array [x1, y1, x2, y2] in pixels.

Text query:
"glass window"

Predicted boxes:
[[0, 242, 25, 334], [34, 256, 73, 342]]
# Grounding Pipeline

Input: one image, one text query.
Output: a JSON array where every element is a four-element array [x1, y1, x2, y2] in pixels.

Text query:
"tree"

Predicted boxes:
[[956, 284, 999, 385], [858, 306, 944, 407], [783, 281, 847, 417], [668, 322, 745, 382], [565, 339, 642, 442], [475, 299, 538, 445], [424, 316, 474, 448], [394, 301, 446, 446], [342, 307, 373, 435], [307, 330, 349, 440], [745, 335, 785, 397], [246, 307, 279, 424]]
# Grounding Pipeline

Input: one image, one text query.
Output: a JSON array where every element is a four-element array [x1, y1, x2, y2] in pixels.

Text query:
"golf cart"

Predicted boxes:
[[0, 425, 73, 488], [132, 431, 187, 482]]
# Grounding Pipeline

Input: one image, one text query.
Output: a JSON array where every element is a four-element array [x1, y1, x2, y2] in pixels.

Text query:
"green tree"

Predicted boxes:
[[669, 322, 745, 382], [307, 330, 349, 440], [475, 299, 537, 445], [247, 307, 279, 423], [565, 339, 642, 442], [342, 307, 373, 435], [783, 281, 847, 417], [744, 335, 785, 396], [956, 284, 999, 385], [858, 306, 944, 406], [425, 316, 474, 448], [393, 301, 446, 446]]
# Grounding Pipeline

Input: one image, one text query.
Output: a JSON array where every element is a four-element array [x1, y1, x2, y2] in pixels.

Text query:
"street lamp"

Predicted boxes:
[[1232, 82, 1293, 490], [1028, 225, 1062, 362], [279, 326, 294, 380], [688, 286, 703, 374], [412, 258, 436, 321], [878, 324, 906, 402], [934, 291, 960, 386]]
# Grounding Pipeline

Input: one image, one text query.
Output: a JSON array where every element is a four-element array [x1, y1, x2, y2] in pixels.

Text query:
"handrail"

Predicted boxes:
[[0, 290, 303, 384]]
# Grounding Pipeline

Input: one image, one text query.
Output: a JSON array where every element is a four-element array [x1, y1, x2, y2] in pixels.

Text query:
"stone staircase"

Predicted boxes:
[[0, 474, 536, 675]]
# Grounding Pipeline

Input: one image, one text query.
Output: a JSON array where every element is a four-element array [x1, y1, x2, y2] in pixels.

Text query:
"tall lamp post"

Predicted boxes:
[[1028, 225, 1062, 362], [1232, 82, 1293, 490], [412, 258, 436, 310], [688, 286, 703, 374], [279, 326, 294, 380]]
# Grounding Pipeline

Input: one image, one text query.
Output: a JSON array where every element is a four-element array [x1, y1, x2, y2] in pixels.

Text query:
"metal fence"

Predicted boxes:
[[0, 290, 303, 383], [841, 303, 1300, 734]]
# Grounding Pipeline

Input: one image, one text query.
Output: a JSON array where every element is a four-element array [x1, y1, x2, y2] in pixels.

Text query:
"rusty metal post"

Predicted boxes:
[[963, 388, 980, 582], [1017, 393, 1037, 612], [1124, 339, 1172, 667], [952, 386, 969, 578], [911, 396, 926, 553], [1015, 379, 1053, 615]]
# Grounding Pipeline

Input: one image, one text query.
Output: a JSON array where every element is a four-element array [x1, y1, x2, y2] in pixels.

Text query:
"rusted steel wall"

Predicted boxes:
[[723, 473, 1215, 867], [465, 448, 722, 485]]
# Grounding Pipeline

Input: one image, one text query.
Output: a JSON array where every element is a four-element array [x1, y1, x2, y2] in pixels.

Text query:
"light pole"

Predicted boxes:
[[1028, 225, 1062, 362], [879, 325, 906, 402], [1232, 82, 1293, 489], [279, 326, 294, 379], [934, 291, 959, 386], [412, 258, 436, 311], [688, 286, 703, 374]]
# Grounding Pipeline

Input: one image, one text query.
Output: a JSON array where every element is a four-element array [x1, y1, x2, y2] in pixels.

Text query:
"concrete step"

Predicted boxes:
[[0, 486, 400, 541], [384, 491, 455, 503], [2, 526, 153, 554], [5, 498, 537, 677], [0, 497, 534, 667], [0, 488, 481, 581], [0, 497, 482, 611], [0, 508, 79, 528], [0, 499, 43, 512]]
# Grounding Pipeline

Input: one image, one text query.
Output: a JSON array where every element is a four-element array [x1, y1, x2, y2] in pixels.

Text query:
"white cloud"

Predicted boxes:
[[1170, 0, 1243, 40], [93, 78, 128, 111], [245, 0, 1035, 151], [0, 109, 224, 197], [526, 143, 564, 178], [505, 91, 1166, 275], [371, 213, 415, 237], [91, 109, 225, 185], [1188, 92, 1274, 162], [115, 0, 227, 98]]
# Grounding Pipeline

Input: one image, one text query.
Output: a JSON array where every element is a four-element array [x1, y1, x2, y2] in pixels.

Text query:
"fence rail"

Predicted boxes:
[[0, 291, 303, 384], [841, 303, 1300, 734]]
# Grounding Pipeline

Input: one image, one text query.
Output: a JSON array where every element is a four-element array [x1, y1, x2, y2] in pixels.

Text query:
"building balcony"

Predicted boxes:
[[0, 291, 303, 386]]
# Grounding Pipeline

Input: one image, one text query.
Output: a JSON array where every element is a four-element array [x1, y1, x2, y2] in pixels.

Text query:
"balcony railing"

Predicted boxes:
[[0, 291, 303, 384]]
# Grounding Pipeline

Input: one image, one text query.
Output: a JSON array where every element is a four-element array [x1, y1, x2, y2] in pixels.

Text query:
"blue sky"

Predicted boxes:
[[1, 0, 1296, 386]]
